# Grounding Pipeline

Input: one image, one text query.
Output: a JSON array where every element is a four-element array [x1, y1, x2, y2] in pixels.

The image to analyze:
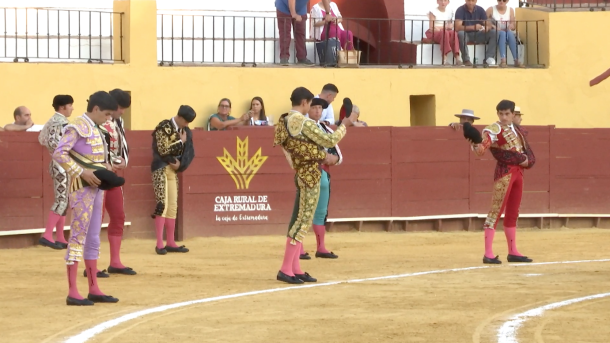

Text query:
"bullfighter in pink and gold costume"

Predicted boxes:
[[466, 100, 535, 265], [53, 91, 124, 306]]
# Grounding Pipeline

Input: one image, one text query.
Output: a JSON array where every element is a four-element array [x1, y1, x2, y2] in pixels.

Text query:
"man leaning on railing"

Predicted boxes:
[[455, 0, 497, 66]]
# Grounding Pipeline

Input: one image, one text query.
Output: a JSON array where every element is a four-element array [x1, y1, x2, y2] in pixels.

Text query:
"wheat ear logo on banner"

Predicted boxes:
[[217, 136, 268, 190]]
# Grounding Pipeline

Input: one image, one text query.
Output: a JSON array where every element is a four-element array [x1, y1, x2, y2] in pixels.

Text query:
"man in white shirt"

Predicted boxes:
[[4, 106, 44, 132], [310, 83, 339, 126]]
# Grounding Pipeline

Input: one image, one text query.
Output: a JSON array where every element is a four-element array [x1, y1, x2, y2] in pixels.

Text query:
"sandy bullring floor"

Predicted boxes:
[[2, 228, 609, 343]]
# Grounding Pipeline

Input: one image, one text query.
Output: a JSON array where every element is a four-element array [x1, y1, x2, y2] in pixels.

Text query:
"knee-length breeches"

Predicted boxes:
[[313, 170, 330, 226], [152, 165, 178, 219], [287, 175, 321, 243], [49, 161, 69, 216], [483, 168, 524, 230], [65, 187, 104, 264]]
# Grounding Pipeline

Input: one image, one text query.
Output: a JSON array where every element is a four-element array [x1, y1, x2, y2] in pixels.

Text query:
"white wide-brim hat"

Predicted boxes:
[[454, 109, 480, 120], [514, 106, 524, 115]]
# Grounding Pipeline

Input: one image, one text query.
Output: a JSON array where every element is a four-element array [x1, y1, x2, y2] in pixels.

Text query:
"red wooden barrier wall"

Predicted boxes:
[[1, 125, 609, 248]]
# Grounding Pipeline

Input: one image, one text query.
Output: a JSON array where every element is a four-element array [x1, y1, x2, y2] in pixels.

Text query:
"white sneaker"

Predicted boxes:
[[485, 57, 496, 65]]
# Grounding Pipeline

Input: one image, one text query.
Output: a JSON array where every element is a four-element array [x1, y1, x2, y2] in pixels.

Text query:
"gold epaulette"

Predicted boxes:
[[66, 117, 94, 138], [286, 112, 306, 136], [483, 122, 501, 135]]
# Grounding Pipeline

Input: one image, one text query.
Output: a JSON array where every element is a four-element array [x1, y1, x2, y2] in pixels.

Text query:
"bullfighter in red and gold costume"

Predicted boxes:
[[467, 100, 535, 264]]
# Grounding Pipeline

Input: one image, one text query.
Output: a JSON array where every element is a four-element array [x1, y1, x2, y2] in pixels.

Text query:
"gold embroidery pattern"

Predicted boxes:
[[155, 120, 184, 157], [483, 174, 512, 230], [66, 188, 97, 264], [500, 125, 524, 153], [288, 177, 321, 242], [152, 168, 167, 216]]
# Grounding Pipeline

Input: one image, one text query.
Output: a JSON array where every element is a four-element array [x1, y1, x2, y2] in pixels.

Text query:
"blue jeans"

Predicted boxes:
[[498, 30, 518, 60]]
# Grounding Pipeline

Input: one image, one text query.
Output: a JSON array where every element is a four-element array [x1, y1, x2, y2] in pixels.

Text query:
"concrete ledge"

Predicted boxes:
[[0, 222, 132, 237]]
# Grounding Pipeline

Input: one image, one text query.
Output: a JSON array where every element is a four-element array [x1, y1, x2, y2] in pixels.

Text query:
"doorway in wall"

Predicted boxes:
[[409, 94, 436, 126]]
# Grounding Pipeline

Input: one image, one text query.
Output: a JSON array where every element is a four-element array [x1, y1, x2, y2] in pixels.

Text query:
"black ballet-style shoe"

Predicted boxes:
[[315, 251, 339, 259], [39, 237, 63, 250], [55, 242, 68, 249], [83, 269, 110, 278], [66, 296, 94, 306], [295, 272, 317, 283], [87, 294, 119, 303], [165, 245, 189, 253], [276, 271, 304, 284], [507, 254, 533, 263], [155, 246, 167, 255], [483, 255, 502, 264], [108, 266, 137, 275], [299, 252, 311, 260]]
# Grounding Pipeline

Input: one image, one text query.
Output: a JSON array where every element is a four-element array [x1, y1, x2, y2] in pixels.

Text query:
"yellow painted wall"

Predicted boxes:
[[1, 1, 610, 129]]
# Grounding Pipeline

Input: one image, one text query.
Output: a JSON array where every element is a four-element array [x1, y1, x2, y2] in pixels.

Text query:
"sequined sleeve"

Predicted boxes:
[[47, 123, 65, 151], [53, 127, 84, 177], [154, 126, 183, 157], [474, 132, 493, 156], [301, 120, 346, 148]]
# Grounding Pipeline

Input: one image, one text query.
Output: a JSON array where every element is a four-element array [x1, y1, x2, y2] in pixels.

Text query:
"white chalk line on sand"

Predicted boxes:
[[497, 292, 610, 343], [64, 258, 610, 343]]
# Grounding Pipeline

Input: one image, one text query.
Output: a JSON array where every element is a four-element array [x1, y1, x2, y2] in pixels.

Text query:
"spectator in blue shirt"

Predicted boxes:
[[455, 0, 497, 66], [275, 0, 331, 66]]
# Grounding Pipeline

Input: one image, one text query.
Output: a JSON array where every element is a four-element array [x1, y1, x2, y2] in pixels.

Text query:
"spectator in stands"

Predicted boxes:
[[311, 83, 339, 125], [275, 0, 332, 66], [208, 98, 249, 131], [426, 0, 462, 66], [245, 97, 272, 126], [4, 106, 44, 132], [449, 109, 480, 130], [455, 0, 497, 66], [487, 0, 524, 68], [351, 105, 368, 127], [310, 1, 355, 51]]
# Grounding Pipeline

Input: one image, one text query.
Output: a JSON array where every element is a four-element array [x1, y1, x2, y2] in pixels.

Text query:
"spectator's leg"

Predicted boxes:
[[485, 29, 498, 61], [342, 29, 355, 50], [458, 31, 469, 62], [450, 30, 460, 59], [498, 30, 508, 65], [506, 31, 520, 63], [276, 10, 292, 62], [293, 14, 308, 61]]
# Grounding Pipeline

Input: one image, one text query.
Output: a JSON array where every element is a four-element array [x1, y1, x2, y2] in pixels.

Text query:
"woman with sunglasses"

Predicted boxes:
[[208, 98, 249, 131], [486, 0, 524, 68]]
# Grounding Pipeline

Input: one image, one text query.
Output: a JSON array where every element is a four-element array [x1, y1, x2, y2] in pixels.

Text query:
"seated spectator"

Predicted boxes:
[[4, 106, 44, 132], [449, 109, 480, 130], [208, 98, 249, 131], [245, 97, 273, 126], [487, 0, 523, 68], [455, 0, 497, 66], [351, 105, 368, 127], [310, 1, 354, 50], [426, 0, 462, 65]]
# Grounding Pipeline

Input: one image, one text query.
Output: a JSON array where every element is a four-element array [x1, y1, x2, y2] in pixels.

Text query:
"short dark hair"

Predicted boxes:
[[177, 105, 196, 123], [52, 95, 74, 111], [13, 106, 24, 119], [496, 100, 515, 112], [86, 91, 118, 112], [321, 83, 339, 94], [109, 89, 131, 108], [290, 87, 314, 106]]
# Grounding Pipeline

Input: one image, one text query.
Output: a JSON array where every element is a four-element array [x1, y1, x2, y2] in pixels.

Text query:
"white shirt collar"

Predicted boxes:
[[171, 117, 180, 131], [83, 113, 95, 126]]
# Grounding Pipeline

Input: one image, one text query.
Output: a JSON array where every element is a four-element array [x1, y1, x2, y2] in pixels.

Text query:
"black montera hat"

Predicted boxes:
[[93, 169, 125, 190], [311, 98, 329, 109], [462, 122, 483, 144]]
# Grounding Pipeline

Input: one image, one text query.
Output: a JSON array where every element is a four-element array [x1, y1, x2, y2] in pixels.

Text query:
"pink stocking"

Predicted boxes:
[[43, 211, 61, 242], [85, 259, 105, 296], [154, 216, 166, 249], [292, 241, 304, 275], [165, 218, 178, 248], [484, 229, 496, 259], [313, 225, 330, 253], [67, 262, 82, 299], [504, 226, 522, 256], [280, 237, 299, 276], [55, 215, 68, 244]]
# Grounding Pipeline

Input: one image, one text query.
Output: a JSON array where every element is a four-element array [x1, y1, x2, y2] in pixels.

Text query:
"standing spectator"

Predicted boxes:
[[310, 1, 355, 51], [449, 109, 480, 130], [276, 0, 332, 66], [426, 0, 462, 65], [4, 106, 44, 132], [309, 83, 339, 125], [487, 0, 524, 68], [455, 0, 497, 66], [208, 98, 249, 131]]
